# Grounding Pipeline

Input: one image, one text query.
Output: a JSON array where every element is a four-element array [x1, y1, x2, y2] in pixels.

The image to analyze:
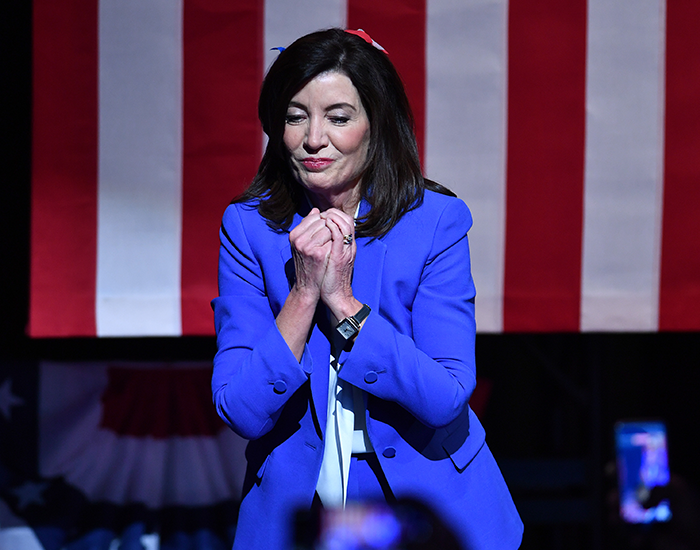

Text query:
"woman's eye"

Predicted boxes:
[[285, 114, 305, 124], [329, 116, 350, 125]]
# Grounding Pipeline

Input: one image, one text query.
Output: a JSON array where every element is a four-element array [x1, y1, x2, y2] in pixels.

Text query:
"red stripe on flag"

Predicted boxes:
[[503, 0, 587, 332], [347, 0, 426, 163], [100, 366, 226, 437], [181, 0, 264, 335], [29, 0, 98, 337], [659, 0, 700, 331]]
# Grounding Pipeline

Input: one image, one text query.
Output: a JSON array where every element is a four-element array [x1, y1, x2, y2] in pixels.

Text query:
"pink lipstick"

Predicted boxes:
[[301, 158, 334, 170]]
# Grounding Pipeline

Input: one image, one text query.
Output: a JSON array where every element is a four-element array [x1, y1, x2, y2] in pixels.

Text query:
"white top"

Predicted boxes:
[[315, 352, 374, 508]]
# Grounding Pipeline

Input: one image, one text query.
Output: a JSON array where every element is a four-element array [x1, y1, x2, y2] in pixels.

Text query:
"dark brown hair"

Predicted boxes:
[[236, 28, 454, 237]]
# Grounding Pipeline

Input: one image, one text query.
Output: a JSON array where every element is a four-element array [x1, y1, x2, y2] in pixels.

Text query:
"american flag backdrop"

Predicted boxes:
[[29, 0, 700, 337]]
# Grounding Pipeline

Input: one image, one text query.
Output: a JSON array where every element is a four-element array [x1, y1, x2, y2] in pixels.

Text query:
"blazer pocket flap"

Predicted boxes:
[[441, 406, 486, 472], [444, 437, 485, 473]]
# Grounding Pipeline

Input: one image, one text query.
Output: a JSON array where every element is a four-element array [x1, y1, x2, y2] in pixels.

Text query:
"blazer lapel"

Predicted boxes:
[[351, 236, 387, 315], [350, 198, 387, 314]]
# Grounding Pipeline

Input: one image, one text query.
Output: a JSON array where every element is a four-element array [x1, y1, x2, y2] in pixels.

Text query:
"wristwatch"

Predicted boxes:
[[335, 304, 371, 341]]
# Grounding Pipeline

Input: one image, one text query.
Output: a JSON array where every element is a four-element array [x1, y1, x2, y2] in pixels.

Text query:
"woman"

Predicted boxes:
[[212, 28, 523, 550]]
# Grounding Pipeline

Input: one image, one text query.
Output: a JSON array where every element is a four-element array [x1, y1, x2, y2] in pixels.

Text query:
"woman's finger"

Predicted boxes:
[[325, 216, 354, 258], [320, 208, 354, 233], [291, 210, 332, 253], [321, 209, 355, 247], [290, 208, 321, 240]]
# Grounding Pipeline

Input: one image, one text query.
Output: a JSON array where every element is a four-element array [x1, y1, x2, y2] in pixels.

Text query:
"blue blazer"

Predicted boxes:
[[212, 190, 523, 550]]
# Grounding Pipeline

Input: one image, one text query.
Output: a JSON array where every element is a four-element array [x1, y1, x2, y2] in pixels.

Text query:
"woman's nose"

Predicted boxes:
[[304, 117, 328, 151]]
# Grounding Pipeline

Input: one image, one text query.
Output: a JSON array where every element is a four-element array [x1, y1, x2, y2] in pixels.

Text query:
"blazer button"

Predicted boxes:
[[273, 380, 287, 394], [364, 371, 378, 384], [383, 447, 396, 459]]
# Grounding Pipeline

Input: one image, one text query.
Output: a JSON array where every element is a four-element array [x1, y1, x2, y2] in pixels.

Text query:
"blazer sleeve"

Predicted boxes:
[[211, 204, 312, 440], [338, 198, 477, 429]]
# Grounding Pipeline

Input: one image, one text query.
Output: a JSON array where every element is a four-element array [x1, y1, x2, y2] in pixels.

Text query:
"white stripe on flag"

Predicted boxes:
[[97, 0, 184, 336], [426, 0, 508, 332], [580, 0, 666, 331], [264, 0, 346, 71], [262, 0, 346, 152]]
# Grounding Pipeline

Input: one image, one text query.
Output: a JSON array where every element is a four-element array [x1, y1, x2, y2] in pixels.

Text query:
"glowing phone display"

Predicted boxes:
[[614, 420, 672, 524]]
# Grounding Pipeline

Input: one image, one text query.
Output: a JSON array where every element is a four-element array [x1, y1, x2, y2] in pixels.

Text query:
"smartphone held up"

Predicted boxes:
[[614, 420, 672, 524]]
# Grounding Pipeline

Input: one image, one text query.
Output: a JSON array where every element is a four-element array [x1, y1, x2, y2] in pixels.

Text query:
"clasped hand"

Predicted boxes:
[[289, 207, 358, 320]]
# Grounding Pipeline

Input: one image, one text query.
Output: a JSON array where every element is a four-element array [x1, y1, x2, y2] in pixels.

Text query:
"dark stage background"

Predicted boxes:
[[3, 3, 700, 550]]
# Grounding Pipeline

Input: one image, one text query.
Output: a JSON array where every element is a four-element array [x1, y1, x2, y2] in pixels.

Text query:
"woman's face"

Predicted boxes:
[[283, 71, 370, 212]]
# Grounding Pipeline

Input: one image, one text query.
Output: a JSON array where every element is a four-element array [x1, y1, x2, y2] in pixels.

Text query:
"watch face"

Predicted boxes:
[[337, 320, 357, 340]]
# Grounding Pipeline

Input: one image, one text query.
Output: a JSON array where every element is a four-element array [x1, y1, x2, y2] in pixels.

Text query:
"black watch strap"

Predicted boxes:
[[352, 303, 371, 324], [335, 304, 371, 340]]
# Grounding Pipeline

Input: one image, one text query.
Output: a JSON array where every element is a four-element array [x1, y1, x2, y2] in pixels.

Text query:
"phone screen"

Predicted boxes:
[[614, 420, 672, 524], [294, 500, 449, 550]]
